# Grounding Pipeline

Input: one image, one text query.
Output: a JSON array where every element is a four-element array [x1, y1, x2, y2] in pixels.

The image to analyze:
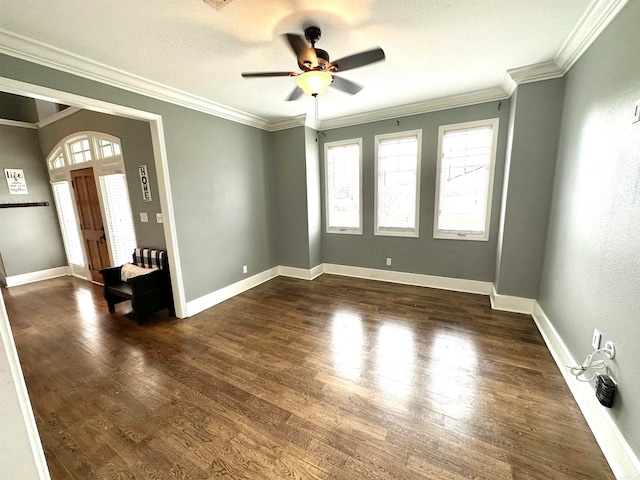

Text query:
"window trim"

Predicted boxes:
[[374, 129, 422, 238], [433, 118, 499, 242], [324, 137, 363, 235]]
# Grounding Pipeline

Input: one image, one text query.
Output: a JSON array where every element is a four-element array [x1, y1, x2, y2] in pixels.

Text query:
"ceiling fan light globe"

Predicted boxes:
[[296, 71, 332, 96]]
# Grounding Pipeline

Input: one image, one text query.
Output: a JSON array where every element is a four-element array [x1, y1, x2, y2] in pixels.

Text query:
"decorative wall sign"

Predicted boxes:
[[4, 168, 28, 194], [138, 165, 152, 202]]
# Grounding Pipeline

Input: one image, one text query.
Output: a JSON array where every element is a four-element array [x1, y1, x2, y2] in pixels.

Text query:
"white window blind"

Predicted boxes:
[[99, 174, 137, 266], [52, 181, 84, 265], [375, 131, 422, 237], [325, 139, 362, 234], [434, 119, 498, 240]]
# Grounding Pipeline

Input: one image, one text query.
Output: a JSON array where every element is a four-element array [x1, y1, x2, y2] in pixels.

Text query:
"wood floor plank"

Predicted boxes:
[[2, 274, 615, 479]]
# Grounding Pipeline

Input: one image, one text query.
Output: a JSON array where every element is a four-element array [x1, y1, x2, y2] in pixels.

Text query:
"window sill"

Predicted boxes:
[[434, 231, 489, 241], [326, 228, 362, 235]]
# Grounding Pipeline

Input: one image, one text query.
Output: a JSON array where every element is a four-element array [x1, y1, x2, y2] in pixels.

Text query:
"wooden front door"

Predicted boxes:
[[71, 167, 110, 282]]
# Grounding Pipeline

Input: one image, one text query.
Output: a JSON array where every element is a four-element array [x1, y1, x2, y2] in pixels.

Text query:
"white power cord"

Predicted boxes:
[[568, 347, 611, 382]]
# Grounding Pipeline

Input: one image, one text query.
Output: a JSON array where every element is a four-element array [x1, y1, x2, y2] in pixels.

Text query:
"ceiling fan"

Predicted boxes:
[[241, 26, 385, 101]]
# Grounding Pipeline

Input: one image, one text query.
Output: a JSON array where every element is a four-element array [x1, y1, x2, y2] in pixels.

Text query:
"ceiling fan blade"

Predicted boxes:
[[284, 33, 318, 68], [285, 87, 304, 101], [330, 76, 363, 95], [328, 47, 385, 72], [241, 71, 296, 78]]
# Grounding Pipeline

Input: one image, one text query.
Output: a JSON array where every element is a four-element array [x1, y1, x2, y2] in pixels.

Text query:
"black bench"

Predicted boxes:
[[100, 248, 175, 323]]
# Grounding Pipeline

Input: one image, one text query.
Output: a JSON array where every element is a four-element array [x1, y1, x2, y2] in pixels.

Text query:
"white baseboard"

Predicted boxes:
[[322, 263, 492, 295], [532, 302, 640, 479], [0, 294, 51, 479], [5, 266, 69, 287], [186, 263, 492, 318], [279, 264, 323, 280], [185, 267, 279, 317], [490, 285, 535, 314]]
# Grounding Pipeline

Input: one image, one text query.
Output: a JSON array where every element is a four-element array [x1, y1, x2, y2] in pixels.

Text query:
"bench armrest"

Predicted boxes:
[[128, 269, 165, 293], [100, 266, 123, 286]]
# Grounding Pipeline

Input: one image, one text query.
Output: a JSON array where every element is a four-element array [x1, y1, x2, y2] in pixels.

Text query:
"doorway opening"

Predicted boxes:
[[47, 132, 137, 282]]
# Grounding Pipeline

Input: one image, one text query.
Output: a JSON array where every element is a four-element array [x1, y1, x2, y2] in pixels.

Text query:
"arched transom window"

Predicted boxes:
[[47, 132, 122, 172]]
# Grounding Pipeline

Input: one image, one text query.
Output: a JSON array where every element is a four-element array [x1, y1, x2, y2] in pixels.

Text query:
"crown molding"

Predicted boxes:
[[0, 118, 37, 129], [503, 0, 627, 91], [0, 28, 272, 131], [505, 61, 563, 88], [555, 0, 628, 74], [0, 0, 627, 132], [266, 114, 307, 132], [318, 87, 509, 130]]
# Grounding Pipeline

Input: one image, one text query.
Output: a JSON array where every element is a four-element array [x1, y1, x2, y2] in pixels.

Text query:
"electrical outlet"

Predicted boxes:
[[386, 258, 392, 266], [242, 265, 248, 274], [604, 341, 615, 359], [140, 212, 148, 223], [156, 213, 163, 223], [592, 329, 602, 349]]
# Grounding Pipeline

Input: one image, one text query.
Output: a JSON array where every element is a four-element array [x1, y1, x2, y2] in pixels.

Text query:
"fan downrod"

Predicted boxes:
[[304, 26, 322, 46]]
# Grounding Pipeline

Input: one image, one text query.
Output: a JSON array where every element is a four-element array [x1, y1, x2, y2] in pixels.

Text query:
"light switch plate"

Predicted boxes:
[[140, 212, 148, 223], [156, 213, 163, 223]]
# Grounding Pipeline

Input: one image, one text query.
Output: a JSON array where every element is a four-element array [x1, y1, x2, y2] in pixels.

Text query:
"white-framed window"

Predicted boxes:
[[99, 174, 137, 266], [69, 138, 92, 164], [98, 138, 122, 158], [46, 132, 124, 172], [374, 130, 422, 237], [324, 138, 363, 234], [51, 181, 84, 266], [45, 132, 135, 272], [434, 118, 499, 241], [49, 148, 65, 170]]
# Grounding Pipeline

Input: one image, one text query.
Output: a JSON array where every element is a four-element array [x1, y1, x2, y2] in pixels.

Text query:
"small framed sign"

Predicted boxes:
[[138, 165, 152, 202], [4, 168, 28, 195]]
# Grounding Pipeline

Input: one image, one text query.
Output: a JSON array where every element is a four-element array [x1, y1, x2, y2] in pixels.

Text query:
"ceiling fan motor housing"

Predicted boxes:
[[315, 48, 330, 66], [304, 26, 322, 45]]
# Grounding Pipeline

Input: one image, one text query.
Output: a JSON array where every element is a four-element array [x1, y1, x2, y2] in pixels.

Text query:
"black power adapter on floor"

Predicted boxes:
[[595, 374, 616, 408]]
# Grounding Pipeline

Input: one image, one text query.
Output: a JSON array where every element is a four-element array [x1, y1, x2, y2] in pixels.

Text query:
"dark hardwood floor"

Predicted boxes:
[[3, 274, 613, 479]]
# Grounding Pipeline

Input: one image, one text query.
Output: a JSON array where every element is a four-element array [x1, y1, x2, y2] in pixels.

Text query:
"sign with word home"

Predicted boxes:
[[138, 165, 152, 202]]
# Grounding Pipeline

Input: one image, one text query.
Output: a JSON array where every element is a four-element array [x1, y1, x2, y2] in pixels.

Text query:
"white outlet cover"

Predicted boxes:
[[140, 212, 148, 223], [156, 213, 163, 223], [592, 328, 602, 349]]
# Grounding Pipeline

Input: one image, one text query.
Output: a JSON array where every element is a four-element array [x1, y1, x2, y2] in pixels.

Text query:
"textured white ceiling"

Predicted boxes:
[[0, 0, 592, 122]]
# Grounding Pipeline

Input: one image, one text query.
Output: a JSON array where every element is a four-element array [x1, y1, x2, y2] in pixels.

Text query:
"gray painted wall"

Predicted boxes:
[[161, 106, 274, 299], [0, 92, 38, 123], [271, 127, 311, 269], [305, 127, 322, 268], [320, 101, 510, 281], [538, 1, 640, 458], [495, 79, 564, 298], [0, 53, 276, 303], [37, 109, 166, 251], [0, 125, 67, 277]]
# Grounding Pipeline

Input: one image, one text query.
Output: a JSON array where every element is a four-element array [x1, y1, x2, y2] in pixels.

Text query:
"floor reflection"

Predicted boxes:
[[427, 331, 478, 419], [330, 311, 364, 380], [74, 286, 98, 321], [376, 322, 415, 401]]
